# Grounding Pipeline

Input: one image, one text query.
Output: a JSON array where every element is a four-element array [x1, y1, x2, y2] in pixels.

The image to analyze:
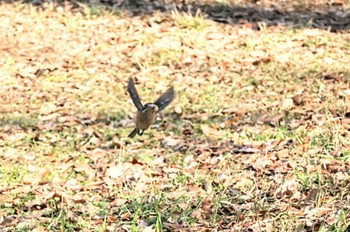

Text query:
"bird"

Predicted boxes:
[[127, 78, 175, 138]]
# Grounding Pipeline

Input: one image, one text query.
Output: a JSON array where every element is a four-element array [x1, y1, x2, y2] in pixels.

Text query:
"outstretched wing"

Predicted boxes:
[[127, 78, 143, 111], [154, 86, 175, 112]]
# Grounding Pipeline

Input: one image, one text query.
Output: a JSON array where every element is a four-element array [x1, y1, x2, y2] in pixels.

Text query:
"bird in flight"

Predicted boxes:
[[127, 78, 175, 138]]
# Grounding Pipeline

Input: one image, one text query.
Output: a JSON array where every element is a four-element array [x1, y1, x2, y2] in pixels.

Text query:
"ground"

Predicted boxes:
[[0, 0, 350, 231]]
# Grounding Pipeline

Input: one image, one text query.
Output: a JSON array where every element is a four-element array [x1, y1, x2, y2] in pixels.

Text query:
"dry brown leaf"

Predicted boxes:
[[275, 179, 300, 199], [106, 165, 123, 179], [281, 98, 294, 111], [162, 137, 181, 147]]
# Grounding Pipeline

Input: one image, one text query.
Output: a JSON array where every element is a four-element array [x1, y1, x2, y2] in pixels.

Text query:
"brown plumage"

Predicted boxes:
[[127, 78, 175, 138]]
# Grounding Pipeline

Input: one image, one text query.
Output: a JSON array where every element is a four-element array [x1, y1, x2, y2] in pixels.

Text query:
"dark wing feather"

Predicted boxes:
[[127, 78, 143, 111], [154, 86, 175, 112]]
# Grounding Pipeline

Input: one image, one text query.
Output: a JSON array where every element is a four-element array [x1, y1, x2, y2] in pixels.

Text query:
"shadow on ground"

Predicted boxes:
[[2, 0, 350, 32]]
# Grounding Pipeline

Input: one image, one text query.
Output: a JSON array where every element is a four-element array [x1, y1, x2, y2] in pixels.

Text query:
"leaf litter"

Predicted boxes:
[[0, 0, 350, 231]]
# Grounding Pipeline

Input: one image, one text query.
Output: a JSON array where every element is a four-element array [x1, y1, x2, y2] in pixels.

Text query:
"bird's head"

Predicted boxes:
[[142, 103, 159, 113]]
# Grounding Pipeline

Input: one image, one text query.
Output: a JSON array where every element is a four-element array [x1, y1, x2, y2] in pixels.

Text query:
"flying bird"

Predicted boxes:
[[127, 78, 175, 138]]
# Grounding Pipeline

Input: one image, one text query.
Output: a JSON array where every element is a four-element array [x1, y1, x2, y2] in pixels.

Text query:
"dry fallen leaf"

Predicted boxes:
[[281, 98, 294, 111]]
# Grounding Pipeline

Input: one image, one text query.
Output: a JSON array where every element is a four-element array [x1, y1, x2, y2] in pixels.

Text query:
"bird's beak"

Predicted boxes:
[[142, 104, 159, 112], [147, 104, 158, 111]]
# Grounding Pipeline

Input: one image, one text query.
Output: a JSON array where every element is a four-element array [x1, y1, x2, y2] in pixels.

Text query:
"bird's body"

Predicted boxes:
[[135, 104, 159, 130], [127, 78, 175, 138]]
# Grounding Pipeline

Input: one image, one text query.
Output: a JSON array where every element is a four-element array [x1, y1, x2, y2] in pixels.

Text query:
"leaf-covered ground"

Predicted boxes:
[[1, 0, 350, 231]]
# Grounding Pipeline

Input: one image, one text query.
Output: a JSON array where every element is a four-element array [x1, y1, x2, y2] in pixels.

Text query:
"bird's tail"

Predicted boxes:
[[128, 128, 138, 138]]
